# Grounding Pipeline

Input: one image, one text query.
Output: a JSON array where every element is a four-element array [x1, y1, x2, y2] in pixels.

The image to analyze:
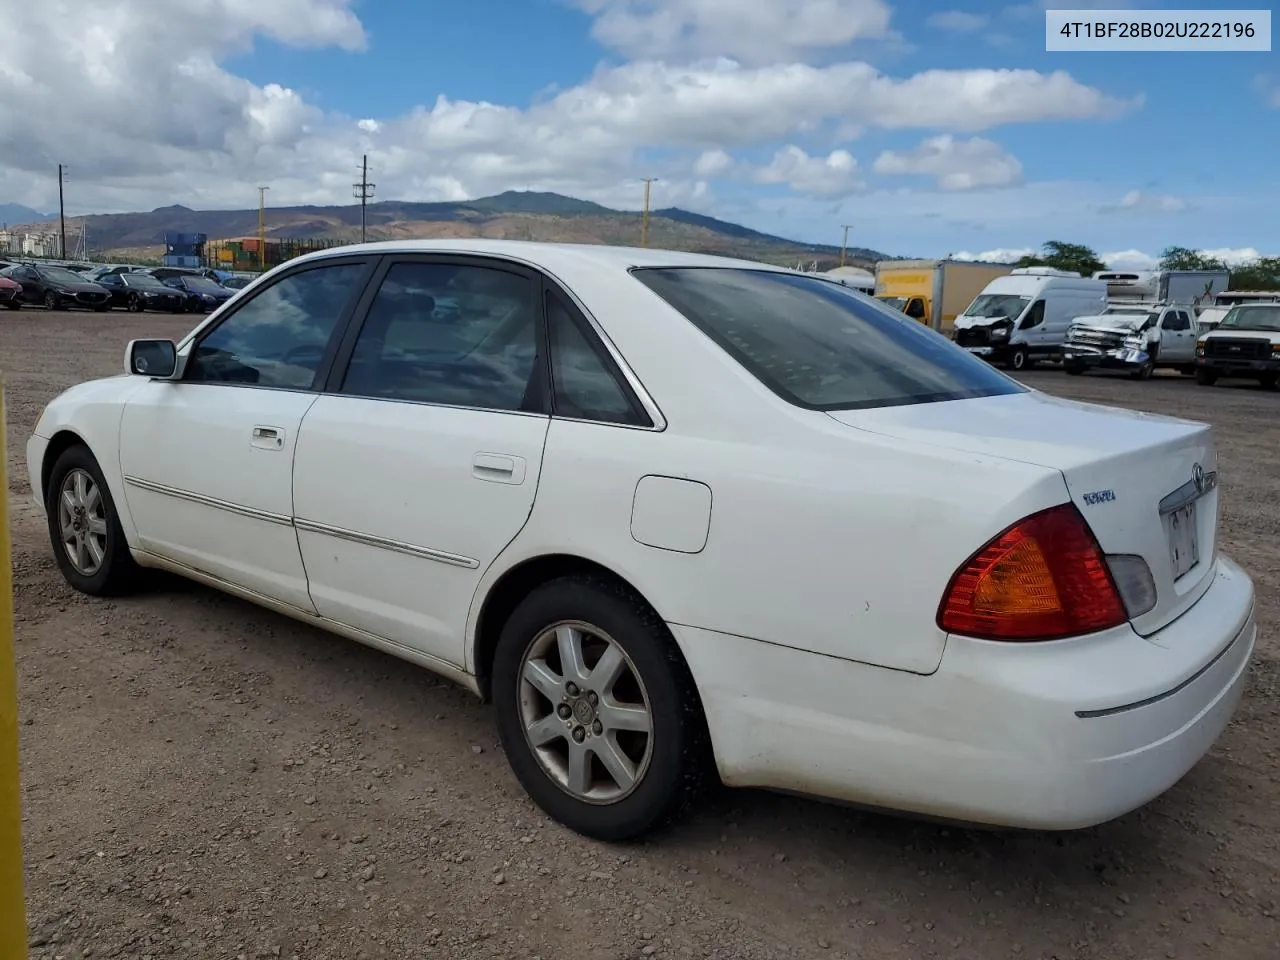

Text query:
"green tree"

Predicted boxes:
[[1227, 257, 1280, 291], [1159, 246, 1227, 271], [1015, 241, 1107, 277]]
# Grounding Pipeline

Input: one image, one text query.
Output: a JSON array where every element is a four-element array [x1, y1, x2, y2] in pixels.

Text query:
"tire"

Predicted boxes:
[[1130, 358, 1155, 380], [1006, 347, 1029, 372], [128, 295, 145, 313], [2, 300, 19, 311], [1196, 368, 1218, 386], [1064, 361, 1086, 376], [43, 290, 62, 311], [1261, 374, 1278, 391], [44, 445, 141, 597], [492, 575, 708, 842]]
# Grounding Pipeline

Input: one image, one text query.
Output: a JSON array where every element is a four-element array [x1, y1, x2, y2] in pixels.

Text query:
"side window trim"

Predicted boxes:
[[323, 253, 550, 416], [181, 255, 380, 393], [539, 273, 667, 432], [542, 279, 653, 429]]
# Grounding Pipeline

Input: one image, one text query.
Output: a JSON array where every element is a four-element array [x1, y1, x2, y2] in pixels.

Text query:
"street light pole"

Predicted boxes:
[[840, 224, 852, 267], [58, 164, 67, 260], [640, 178, 658, 247], [257, 186, 269, 272]]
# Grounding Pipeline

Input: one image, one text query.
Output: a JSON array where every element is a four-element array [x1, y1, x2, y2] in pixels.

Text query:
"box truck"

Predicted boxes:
[[874, 259, 1015, 333]]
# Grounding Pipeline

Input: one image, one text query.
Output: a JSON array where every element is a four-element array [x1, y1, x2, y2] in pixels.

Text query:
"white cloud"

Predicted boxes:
[[571, 0, 896, 65], [0, 0, 1138, 223], [951, 248, 1033, 263], [873, 135, 1023, 190], [1199, 247, 1271, 266], [694, 149, 735, 177], [753, 147, 862, 197], [926, 11, 988, 32], [1100, 249, 1158, 269], [1101, 189, 1187, 214]]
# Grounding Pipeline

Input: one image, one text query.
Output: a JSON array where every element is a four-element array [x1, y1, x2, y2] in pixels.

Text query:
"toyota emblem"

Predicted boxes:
[[1193, 463, 1206, 493]]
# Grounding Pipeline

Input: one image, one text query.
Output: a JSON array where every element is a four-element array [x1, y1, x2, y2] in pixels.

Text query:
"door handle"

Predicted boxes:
[[472, 452, 526, 485], [251, 425, 285, 450]]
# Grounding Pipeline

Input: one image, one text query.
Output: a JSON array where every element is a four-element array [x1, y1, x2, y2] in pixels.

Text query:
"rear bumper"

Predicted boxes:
[[676, 555, 1254, 829]]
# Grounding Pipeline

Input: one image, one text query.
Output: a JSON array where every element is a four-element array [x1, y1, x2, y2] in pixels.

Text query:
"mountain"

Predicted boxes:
[[1, 190, 886, 267], [0, 203, 54, 225]]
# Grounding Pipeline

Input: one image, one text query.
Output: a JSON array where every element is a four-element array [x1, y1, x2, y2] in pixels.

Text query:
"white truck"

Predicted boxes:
[[1062, 302, 1200, 379], [1092, 269, 1230, 308], [1194, 301, 1280, 388]]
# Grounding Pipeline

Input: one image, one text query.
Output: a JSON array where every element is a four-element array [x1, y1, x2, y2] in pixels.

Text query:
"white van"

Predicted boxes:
[[951, 268, 1108, 370]]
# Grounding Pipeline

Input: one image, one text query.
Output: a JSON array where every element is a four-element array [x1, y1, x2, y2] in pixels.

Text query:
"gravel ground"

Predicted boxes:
[[2, 311, 1279, 960]]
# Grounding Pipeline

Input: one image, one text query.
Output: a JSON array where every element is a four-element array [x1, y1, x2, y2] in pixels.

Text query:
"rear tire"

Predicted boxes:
[[44, 291, 62, 311], [44, 445, 141, 597], [1196, 368, 1218, 386], [492, 575, 708, 842], [1064, 361, 1086, 376]]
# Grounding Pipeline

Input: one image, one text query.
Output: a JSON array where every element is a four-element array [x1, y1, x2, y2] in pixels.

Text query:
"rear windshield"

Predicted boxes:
[[632, 267, 1024, 411]]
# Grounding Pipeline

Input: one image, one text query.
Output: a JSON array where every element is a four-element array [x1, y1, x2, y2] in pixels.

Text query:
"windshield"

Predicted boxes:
[[1220, 304, 1280, 331], [122, 274, 167, 290], [39, 266, 87, 284], [184, 276, 225, 293], [876, 296, 907, 310], [961, 294, 1029, 320], [633, 267, 1024, 411]]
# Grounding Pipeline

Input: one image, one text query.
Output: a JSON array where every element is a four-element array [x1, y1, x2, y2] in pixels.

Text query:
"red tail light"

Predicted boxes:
[[938, 503, 1126, 641]]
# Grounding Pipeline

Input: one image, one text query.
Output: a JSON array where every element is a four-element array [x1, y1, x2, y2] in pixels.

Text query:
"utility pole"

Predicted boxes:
[[840, 224, 853, 267], [640, 178, 658, 247], [256, 186, 269, 272], [352, 155, 376, 243], [58, 164, 66, 260]]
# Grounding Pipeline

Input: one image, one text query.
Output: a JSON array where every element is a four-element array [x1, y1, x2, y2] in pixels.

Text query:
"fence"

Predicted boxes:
[[204, 237, 344, 272]]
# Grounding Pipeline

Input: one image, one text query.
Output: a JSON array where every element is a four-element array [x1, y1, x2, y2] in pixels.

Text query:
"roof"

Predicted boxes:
[[290, 238, 790, 275]]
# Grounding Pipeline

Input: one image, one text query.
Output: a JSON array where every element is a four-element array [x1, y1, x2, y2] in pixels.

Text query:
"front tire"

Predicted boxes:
[[1261, 373, 1278, 390], [128, 295, 145, 313], [492, 576, 707, 842], [1130, 358, 1155, 380], [44, 445, 141, 596], [1196, 368, 1218, 386], [43, 291, 62, 311], [1006, 347, 1029, 372]]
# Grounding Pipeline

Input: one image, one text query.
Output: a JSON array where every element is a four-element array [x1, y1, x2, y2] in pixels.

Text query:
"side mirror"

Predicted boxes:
[[125, 339, 179, 379]]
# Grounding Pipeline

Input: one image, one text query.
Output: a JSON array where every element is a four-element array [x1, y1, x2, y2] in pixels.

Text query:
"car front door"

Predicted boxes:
[[291, 256, 551, 667], [1161, 310, 1194, 361], [117, 256, 376, 608]]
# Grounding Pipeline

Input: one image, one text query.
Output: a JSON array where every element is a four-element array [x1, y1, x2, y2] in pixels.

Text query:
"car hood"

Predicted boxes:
[[953, 315, 1014, 330], [827, 390, 1217, 638], [1206, 329, 1280, 343], [56, 280, 109, 293], [1072, 315, 1143, 333]]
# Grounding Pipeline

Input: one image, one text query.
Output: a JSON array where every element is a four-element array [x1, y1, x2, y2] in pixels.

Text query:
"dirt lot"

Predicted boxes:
[[2, 311, 1279, 960]]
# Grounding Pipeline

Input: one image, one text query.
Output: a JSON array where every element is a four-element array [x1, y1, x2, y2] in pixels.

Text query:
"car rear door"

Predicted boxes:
[[117, 256, 377, 608], [291, 255, 551, 668]]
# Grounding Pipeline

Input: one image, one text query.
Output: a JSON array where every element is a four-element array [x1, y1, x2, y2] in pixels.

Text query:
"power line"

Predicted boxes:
[[353, 155, 376, 244]]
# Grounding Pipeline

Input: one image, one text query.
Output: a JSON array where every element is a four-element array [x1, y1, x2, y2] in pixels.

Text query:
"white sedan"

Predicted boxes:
[[27, 240, 1256, 841]]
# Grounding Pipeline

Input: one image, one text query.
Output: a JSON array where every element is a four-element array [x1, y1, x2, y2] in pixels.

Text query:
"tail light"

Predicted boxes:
[[938, 503, 1127, 641]]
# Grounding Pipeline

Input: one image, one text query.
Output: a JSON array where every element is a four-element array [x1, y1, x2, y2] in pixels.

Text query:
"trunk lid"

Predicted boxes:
[[827, 391, 1219, 636]]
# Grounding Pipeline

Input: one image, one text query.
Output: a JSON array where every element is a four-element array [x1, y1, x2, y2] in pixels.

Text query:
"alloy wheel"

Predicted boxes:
[[517, 620, 654, 804], [57, 468, 109, 576]]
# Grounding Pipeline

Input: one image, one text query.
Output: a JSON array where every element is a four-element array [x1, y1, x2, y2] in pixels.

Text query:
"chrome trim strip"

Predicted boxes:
[[1158, 469, 1218, 516], [293, 517, 479, 569], [1075, 615, 1248, 719], [124, 475, 293, 526]]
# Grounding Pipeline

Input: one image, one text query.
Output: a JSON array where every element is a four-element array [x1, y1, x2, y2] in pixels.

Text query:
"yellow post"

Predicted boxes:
[[0, 388, 27, 959]]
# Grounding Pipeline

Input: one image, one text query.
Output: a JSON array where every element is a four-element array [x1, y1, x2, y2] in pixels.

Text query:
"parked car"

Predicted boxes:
[[0, 263, 111, 311], [1062, 303, 1199, 379], [220, 275, 253, 290], [85, 264, 150, 282], [0, 274, 22, 310], [96, 272, 190, 313], [161, 274, 236, 312], [25, 240, 1256, 842], [1195, 303, 1280, 388]]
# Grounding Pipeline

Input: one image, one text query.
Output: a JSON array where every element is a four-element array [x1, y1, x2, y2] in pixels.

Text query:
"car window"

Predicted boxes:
[[185, 262, 367, 389], [547, 291, 649, 426], [1019, 300, 1045, 329], [340, 261, 538, 412], [633, 267, 1024, 411]]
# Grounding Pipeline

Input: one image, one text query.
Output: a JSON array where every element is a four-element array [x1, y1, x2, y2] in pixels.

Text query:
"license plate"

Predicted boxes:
[[1165, 502, 1199, 580]]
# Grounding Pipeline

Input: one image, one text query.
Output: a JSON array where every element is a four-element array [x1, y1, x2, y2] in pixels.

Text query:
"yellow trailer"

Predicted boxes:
[[874, 259, 1014, 333]]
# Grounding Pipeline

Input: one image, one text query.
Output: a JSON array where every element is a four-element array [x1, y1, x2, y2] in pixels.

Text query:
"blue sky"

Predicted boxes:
[[3, 0, 1277, 266]]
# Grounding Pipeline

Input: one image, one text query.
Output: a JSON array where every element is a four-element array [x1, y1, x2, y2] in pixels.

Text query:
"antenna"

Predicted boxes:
[[353, 155, 376, 243]]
